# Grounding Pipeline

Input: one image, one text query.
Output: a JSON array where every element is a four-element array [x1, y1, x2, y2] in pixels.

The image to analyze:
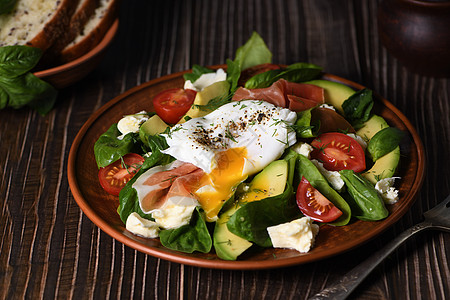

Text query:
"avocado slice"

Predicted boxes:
[[363, 147, 400, 184], [139, 114, 169, 137], [213, 205, 253, 260], [305, 79, 355, 113], [179, 80, 230, 123], [238, 160, 288, 203], [355, 114, 400, 184], [213, 160, 288, 260], [355, 114, 389, 142]]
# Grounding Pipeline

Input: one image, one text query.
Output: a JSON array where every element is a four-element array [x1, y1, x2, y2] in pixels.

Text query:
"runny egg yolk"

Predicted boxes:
[[194, 147, 248, 221]]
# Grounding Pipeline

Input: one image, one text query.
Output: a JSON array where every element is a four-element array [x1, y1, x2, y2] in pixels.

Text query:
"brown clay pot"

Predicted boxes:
[[377, 0, 450, 77]]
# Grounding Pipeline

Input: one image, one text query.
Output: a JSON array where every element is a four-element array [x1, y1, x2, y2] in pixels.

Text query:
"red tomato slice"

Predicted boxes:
[[311, 132, 366, 172], [296, 176, 343, 223], [153, 88, 197, 124], [98, 153, 145, 196]]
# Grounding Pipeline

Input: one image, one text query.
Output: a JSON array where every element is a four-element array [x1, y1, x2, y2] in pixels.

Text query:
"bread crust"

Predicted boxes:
[[25, 0, 81, 51], [59, 0, 119, 63], [49, 0, 100, 54]]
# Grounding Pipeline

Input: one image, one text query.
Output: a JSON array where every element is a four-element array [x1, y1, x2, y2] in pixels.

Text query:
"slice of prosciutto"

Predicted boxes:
[[132, 160, 204, 214], [232, 79, 325, 112]]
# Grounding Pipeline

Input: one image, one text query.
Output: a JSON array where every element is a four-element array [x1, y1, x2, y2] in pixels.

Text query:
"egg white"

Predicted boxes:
[[161, 100, 297, 176]]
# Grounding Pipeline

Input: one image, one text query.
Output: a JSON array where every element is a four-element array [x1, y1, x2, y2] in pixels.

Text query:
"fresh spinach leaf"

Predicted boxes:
[[227, 183, 299, 247], [295, 154, 351, 226], [339, 170, 389, 221], [94, 124, 138, 168], [183, 64, 215, 83], [342, 88, 374, 123], [294, 107, 319, 138], [244, 62, 322, 89], [244, 69, 282, 89], [159, 207, 212, 253], [0, 0, 17, 15], [226, 58, 241, 92], [367, 127, 404, 161], [234, 31, 272, 71]]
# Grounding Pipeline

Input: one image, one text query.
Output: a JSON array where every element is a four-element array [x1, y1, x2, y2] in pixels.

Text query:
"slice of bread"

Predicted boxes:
[[58, 0, 118, 63], [0, 0, 80, 51], [48, 0, 100, 54]]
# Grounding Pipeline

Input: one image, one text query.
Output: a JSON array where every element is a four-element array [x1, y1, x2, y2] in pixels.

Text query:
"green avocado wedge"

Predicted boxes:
[[305, 79, 355, 113], [213, 160, 289, 260], [355, 114, 401, 184]]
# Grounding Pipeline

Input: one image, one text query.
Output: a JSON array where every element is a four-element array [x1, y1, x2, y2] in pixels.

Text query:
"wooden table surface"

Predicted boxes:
[[1, 0, 449, 299]]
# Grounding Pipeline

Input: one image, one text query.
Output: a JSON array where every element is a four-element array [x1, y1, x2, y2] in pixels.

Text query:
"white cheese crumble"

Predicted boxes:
[[347, 133, 367, 150], [126, 212, 160, 238], [375, 177, 401, 204], [311, 159, 345, 192], [291, 142, 314, 159], [151, 196, 199, 229], [117, 111, 149, 139], [267, 217, 319, 253], [184, 68, 227, 91], [319, 103, 336, 111]]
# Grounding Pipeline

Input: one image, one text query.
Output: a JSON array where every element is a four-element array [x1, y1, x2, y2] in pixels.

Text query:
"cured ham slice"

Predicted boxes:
[[232, 79, 325, 112], [233, 79, 287, 107], [132, 161, 204, 213]]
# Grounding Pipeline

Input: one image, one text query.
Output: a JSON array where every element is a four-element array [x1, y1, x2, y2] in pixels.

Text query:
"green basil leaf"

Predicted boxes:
[[0, 0, 18, 15], [0, 45, 42, 77], [234, 32, 272, 71], [227, 183, 298, 247], [160, 207, 212, 253], [342, 88, 374, 123], [183, 64, 215, 83], [0, 72, 57, 115], [93, 124, 138, 168]]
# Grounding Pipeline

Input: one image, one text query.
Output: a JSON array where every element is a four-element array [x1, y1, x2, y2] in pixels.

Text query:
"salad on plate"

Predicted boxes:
[[93, 32, 404, 260]]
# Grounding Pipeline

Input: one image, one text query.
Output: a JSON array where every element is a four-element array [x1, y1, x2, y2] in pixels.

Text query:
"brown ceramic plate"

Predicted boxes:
[[34, 19, 119, 89], [67, 69, 425, 270]]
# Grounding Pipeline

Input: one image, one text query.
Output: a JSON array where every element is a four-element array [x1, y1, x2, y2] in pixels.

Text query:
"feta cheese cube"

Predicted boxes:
[[184, 68, 227, 92], [151, 196, 199, 229], [117, 111, 149, 139], [267, 217, 319, 253], [126, 212, 160, 238], [347, 133, 367, 150], [375, 177, 401, 204], [311, 159, 345, 192], [292, 142, 314, 159]]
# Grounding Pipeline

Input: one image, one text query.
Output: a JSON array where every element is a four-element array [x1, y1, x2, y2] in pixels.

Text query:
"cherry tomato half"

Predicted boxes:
[[296, 176, 343, 223], [310, 132, 366, 172], [98, 153, 145, 196], [153, 88, 197, 124]]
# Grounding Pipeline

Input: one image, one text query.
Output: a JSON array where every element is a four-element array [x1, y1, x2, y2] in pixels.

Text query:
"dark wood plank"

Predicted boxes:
[[0, 0, 448, 299]]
